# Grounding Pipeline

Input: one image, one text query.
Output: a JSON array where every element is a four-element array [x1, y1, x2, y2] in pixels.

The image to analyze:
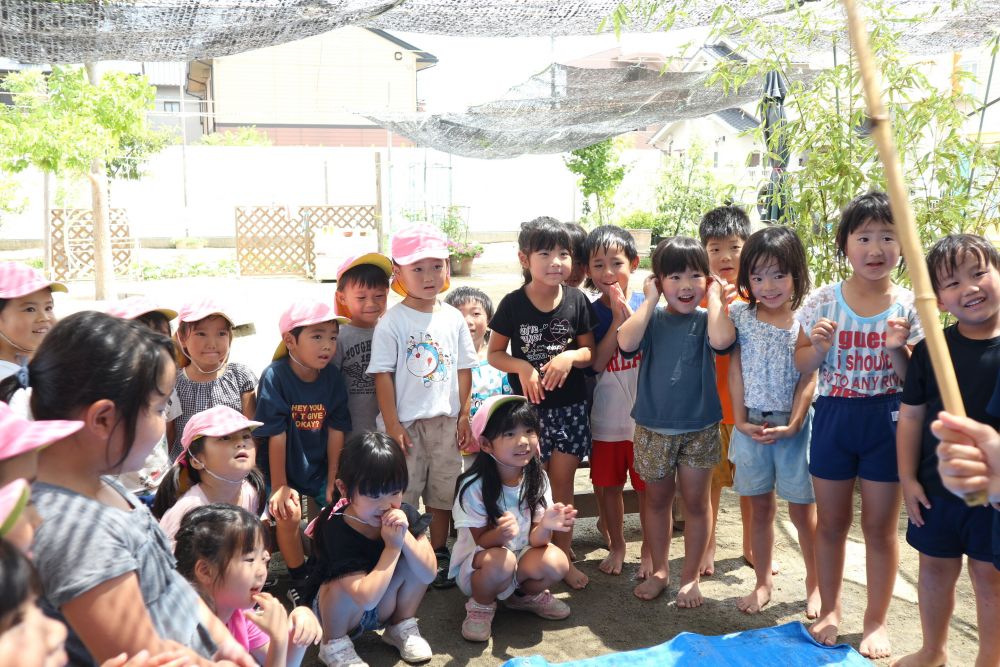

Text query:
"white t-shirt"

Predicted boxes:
[[158, 480, 260, 546], [0, 359, 20, 383], [449, 473, 553, 579], [367, 301, 477, 425]]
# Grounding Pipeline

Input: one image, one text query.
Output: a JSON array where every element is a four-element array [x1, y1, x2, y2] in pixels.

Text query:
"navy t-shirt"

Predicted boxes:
[[254, 358, 352, 499]]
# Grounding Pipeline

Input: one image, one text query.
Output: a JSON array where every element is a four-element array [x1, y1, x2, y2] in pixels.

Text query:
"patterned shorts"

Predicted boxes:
[[633, 423, 721, 482], [537, 401, 591, 462]]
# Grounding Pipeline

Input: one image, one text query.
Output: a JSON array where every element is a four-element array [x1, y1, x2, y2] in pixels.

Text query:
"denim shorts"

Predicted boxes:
[[729, 408, 814, 504]]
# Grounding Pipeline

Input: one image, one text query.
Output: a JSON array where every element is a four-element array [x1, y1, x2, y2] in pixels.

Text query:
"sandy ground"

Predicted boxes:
[[5, 243, 984, 666]]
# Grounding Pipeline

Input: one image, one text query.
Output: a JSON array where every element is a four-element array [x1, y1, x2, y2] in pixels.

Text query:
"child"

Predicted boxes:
[[153, 405, 266, 542], [697, 205, 754, 575], [563, 221, 588, 289], [794, 191, 922, 658], [0, 311, 254, 666], [0, 400, 83, 488], [617, 236, 736, 606], [0, 538, 68, 667], [452, 395, 575, 642], [0, 261, 65, 382], [333, 253, 392, 439], [170, 298, 257, 461], [488, 219, 596, 589], [895, 234, 1000, 667], [368, 224, 477, 588], [310, 432, 436, 667], [255, 300, 352, 603], [175, 504, 323, 667], [443, 287, 511, 419], [728, 226, 819, 615], [583, 225, 649, 577], [106, 296, 183, 503]]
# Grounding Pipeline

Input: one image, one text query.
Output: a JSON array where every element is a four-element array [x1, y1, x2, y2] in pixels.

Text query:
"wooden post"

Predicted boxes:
[[842, 0, 981, 505], [374, 152, 384, 253], [85, 62, 114, 300]]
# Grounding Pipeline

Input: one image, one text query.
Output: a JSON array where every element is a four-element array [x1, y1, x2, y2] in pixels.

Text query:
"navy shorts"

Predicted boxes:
[[809, 393, 900, 482], [906, 493, 994, 562], [537, 401, 591, 462]]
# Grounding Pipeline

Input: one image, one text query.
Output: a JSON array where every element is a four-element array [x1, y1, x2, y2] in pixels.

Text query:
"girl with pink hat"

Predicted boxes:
[[0, 261, 66, 382]]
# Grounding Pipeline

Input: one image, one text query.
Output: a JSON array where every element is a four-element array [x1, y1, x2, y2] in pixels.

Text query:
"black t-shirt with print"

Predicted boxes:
[[489, 285, 597, 409]]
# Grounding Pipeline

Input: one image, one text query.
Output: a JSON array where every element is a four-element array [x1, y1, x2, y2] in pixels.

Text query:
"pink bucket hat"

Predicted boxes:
[[0, 478, 29, 537], [273, 300, 348, 361], [105, 295, 178, 322], [176, 298, 255, 338], [178, 405, 263, 464], [0, 401, 84, 462], [334, 253, 392, 318], [389, 225, 451, 297], [0, 261, 67, 299], [471, 395, 528, 443]]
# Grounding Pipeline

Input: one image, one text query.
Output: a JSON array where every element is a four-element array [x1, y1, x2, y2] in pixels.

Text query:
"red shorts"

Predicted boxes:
[[589, 440, 645, 491]]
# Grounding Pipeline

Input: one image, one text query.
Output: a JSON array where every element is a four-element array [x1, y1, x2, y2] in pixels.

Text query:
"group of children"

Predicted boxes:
[[0, 192, 999, 667]]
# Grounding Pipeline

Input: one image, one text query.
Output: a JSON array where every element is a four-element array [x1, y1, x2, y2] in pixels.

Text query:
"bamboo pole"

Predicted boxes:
[[842, 0, 984, 506]]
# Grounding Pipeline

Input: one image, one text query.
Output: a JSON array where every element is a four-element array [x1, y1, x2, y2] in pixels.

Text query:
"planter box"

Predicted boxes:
[[450, 255, 474, 276], [625, 228, 653, 258]]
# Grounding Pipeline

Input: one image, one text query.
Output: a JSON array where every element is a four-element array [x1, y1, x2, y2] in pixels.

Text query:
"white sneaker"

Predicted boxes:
[[381, 617, 433, 663], [318, 636, 369, 667]]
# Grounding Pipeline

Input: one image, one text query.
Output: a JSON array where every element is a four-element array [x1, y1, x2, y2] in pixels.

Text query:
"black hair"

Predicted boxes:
[[835, 191, 893, 257], [0, 311, 176, 471], [337, 263, 390, 292], [135, 311, 171, 335], [444, 286, 494, 342], [651, 236, 710, 278], [926, 233, 1000, 294], [0, 538, 40, 628], [518, 217, 572, 284], [174, 504, 265, 600], [456, 400, 547, 525], [0, 298, 6, 315], [698, 205, 751, 245], [582, 225, 639, 290], [737, 226, 811, 311], [287, 319, 340, 344], [563, 222, 588, 269]]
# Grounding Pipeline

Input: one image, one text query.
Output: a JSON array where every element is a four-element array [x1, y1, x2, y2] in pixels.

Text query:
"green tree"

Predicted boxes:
[[564, 138, 627, 224], [0, 65, 170, 297], [654, 139, 735, 238], [198, 126, 272, 146]]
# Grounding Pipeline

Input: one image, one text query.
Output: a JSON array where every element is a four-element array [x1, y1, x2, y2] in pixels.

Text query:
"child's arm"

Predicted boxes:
[[932, 412, 1000, 505], [398, 520, 437, 585], [528, 503, 577, 547], [337, 510, 409, 610], [326, 428, 345, 505], [267, 433, 300, 522], [373, 372, 412, 451], [457, 367, 473, 450], [241, 390, 257, 423], [758, 370, 817, 443], [705, 279, 736, 351], [617, 275, 660, 354], [286, 607, 322, 666], [728, 346, 761, 440], [591, 287, 631, 372], [885, 316, 913, 381], [539, 332, 594, 392], [488, 332, 544, 404], [795, 319, 835, 374], [897, 402, 930, 526], [245, 593, 289, 667], [469, 512, 520, 550]]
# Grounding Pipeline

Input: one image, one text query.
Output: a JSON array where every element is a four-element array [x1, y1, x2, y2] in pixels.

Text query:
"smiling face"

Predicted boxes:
[[704, 235, 744, 284], [337, 283, 388, 328], [394, 257, 448, 301], [587, 245, 635, 298], [284, 321, 339, 371], [192, 428, 256, 479], [520, 246, 572, 287], [179, 315, 231, 370], [935, 251, 1000, 331], [658, 267, 707, 315], [0, 288, 55, 360], [843, 219, 900, 283], [481, 422, 539, 473], [748, 258, 794, 312], [211, 536, 269, 612]]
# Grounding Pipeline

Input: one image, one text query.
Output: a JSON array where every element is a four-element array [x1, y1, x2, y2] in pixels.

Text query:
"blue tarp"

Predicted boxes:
[[503, 622, 872, 667]]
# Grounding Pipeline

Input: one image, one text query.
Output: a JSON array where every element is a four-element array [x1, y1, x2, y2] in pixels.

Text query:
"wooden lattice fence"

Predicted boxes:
[[50, 208, 136, 281]]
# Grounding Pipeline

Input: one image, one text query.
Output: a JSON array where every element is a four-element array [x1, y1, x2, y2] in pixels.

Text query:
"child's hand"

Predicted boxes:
[[540, 502, 577, 532], [709, 274, 737, 305], [540, 352, 574, 391], [610, 284, 632, 322], [457, 415, 473, 451], [809, 317, 837, 355], [100, 647, 189, 667], [736, 421, 767, 441], [288, 606, 323, 647], [245, 593, 289, 643], [932, 411, 1000, 504], [381, 508, 408, 548], [519, 366, 545, 404], [884, 316, 910, 350], [386, 422, 414, 454], [642, 274, 661, 302], [496, 511, 520, 542], [758, 423, 800, 443], [901, 477, 931, 527], [268, 485, 300, 521]]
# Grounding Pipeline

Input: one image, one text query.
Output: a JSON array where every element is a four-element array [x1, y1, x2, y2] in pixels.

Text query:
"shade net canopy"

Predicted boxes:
[[0, 0, 996, 63]]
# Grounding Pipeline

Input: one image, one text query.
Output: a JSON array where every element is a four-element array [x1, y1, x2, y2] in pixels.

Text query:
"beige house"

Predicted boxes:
[[189, 26, 436, 146]]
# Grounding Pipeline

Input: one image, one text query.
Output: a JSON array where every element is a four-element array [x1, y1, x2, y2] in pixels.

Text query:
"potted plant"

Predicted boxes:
[[446, 240, 483, 276]]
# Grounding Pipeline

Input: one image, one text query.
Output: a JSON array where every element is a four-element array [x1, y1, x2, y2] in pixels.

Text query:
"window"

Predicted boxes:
[[748, 151, 761, 167], [163, 101, 180, 113]]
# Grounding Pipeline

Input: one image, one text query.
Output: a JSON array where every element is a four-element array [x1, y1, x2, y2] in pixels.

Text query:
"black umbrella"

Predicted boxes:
[[758, 70, 789, 223]]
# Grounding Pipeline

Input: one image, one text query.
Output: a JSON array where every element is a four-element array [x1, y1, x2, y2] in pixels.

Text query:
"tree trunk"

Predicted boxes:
[[85, 62, 114, 300]]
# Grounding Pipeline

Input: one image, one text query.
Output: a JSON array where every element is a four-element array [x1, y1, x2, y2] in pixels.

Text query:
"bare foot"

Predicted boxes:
[[809, 610, 840, 646], [699, 546, 715, 577], [637, 551, 653, 581], [633, 572, 669, 600], [805, 585, 821, 620], [743, 554, 780, 575], [599, 547, 626, 576], [676, 580, 704, 608], [563, 563, 589, 590], [890, 648, 946, 667], [860, 623, 892, 660], [736, 584, 772, 614]]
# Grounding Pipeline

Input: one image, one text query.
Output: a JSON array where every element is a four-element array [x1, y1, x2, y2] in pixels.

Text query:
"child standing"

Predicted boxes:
[[563, 221, 588, 289], [170, 298, 257, 461], [0, 262, 65, 382], [795, 191, 922, 658], [255, 300, 352, 602], [895, 234, 1000, 667], [333, 253, 392, 439], [452, 395, 575, 642], [583, 225, 648, 577], [368, 224, 477, 588], [444, 287, 511, 419], [488, 219, 596, 589], [617, 236, 736, 606], [728, 226, 819, 615], [310, 432, 436, 667]]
